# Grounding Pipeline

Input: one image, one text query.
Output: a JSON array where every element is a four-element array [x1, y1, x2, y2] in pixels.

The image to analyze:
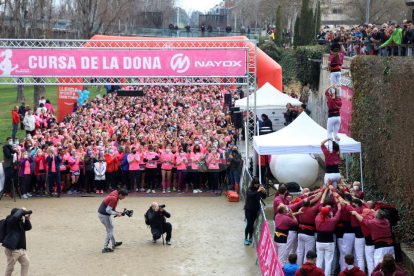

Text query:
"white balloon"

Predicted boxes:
[[269, 154, 319, 188]]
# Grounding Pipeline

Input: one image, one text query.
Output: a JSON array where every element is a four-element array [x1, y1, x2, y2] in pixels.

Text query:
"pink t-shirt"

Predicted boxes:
[[191, 152, 203, 170], [24, 160, 31, 174], [207, 153, 220, 170], [39, 159, 45, 170], [145, 152, 158, 168], [127, 153, 141, 171], [69, 156, 80, 171], [161, 153, 174, 170], [175, 155, 187, 170]]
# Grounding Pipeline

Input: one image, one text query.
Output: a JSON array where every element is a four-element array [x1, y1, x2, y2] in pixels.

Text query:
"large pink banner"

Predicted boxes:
[[256, 221, 284, 276], [339, 85, 353, 136], [0, 49, 246, 77]]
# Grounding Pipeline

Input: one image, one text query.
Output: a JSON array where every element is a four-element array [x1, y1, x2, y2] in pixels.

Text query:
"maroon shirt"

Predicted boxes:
[[346, 205, 365, 227], [299, 203, 321, 225], [360, 212, 375, 237], [325, 91, 342, 110], [273, 195, 289, 215], [321, 144, 340, 166], [275, 213, 298, 231], [315, 207, 341, 232], [361, 217, 392, 241]]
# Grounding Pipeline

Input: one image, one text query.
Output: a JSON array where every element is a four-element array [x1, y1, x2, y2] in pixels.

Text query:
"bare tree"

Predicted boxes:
[[345, 0, 410, 23]]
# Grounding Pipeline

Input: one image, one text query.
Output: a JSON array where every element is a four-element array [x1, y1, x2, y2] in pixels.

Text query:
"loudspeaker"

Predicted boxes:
[[231, 106, 240, 112], [117, 90, 144, 97], [224, 94, 232, 106], [231, 112, 243, 129]]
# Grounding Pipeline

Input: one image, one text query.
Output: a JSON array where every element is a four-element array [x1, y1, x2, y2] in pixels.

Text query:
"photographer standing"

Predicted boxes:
[[2, 137, 17, 196], [97, 190, 128, 253], [227, 145, 241, 191], [147, 202, 172, 245], [244, 177, 266, 245], [2, 207, 32, 276]]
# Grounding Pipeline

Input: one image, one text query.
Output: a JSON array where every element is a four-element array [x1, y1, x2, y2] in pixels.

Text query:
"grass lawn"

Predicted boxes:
[[0, 85, 102, 160]]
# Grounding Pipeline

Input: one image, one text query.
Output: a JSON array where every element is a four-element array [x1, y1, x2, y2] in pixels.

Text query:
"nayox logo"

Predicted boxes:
[[171, 53, 190, 73]]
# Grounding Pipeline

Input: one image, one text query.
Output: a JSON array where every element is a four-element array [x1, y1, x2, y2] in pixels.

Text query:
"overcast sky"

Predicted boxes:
[[177, 0, 223, 13]]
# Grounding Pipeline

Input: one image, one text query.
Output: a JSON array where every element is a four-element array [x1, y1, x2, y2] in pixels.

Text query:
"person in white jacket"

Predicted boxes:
[[22, 109, 35, 136], [94, 157, 107, 194]]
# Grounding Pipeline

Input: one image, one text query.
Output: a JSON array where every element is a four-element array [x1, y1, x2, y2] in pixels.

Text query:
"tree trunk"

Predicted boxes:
[[34, 86, 41, 107], [97, 85, 102, 92], [16, 83, 25, 102]]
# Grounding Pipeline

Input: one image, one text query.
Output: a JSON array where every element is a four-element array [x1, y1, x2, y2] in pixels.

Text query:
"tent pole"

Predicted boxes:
[[244, 120, 248, 169], [359, 152, 363, 191], [345, 154, 348, 181]]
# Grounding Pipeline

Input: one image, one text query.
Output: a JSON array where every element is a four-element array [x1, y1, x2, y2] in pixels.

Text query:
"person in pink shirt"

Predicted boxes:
[[160, 145, 174, 194], [19, 151, 33, 199], [175, 148, 188, 194], [207, 146, 220, 193], [34, 149, 47, 196], [68, 149, 82, 194], [127, 147, 141, 192], [190, 145, 204, 194], [144, 145, 159, 194], [138, 145, 147, 192]]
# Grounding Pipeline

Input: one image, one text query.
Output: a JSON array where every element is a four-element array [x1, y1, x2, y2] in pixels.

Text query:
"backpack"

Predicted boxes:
[[198, 159, 208, 173], [0, 217, 8, 243], [144, 208, 151, 226]]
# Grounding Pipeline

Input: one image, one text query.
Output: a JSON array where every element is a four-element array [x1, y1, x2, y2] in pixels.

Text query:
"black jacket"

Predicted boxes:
[[147, 208, 171, 228], [3, 144, 16, 168], [262, 118, 273, 131], [84, 155, 96, 172], [18, 105, 26, 117], [227, 151, 241, 171], [2, 209, 32, 250], [46, 154, 62, 172], [245, 186, 266, 211]]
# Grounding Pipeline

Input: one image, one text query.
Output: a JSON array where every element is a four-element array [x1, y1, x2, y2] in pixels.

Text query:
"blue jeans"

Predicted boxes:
[[229, 170, 240, 191], [48, 172, 61, 194], [12, 123, 18, 140]]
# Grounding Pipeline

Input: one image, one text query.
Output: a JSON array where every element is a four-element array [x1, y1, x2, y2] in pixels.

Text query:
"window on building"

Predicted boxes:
[[332, 9, 342, 14]]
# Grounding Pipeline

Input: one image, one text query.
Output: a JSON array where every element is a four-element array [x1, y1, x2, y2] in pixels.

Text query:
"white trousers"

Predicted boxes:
[[340, 233, 355, 271], [327, 116, 341, 149], [297, 233, 316, 267], [337, 238, 344, 271], [330, 72, 341, 96], [365, 245, 375, 276], [286, 230, 298, 255], [354, 237, 366, 272], [274, 241, 289, 266], [316, 242, 335, 276], [324, 173, 341, 188], [374, 246, 395, 267]]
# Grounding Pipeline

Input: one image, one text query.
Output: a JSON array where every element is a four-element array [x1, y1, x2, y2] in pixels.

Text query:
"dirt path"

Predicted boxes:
[[0, 196, 258, 276]]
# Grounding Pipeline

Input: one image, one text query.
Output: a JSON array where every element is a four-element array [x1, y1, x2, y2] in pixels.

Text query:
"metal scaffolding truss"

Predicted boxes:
[[0, 38, 258, 172], [1, 76, 249, 86]]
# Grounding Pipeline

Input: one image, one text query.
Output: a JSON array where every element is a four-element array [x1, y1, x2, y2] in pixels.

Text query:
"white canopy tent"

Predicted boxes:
[[235, 82, 302, 110], [253, 112, 363, 188]]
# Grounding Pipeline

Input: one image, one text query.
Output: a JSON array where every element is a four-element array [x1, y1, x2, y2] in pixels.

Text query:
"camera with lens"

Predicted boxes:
[[23, 210, 32, 216], [114, 208, 133, 218], [158, 204, 166, 209]]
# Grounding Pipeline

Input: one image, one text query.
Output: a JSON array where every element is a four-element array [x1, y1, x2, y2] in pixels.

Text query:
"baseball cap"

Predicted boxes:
[[306, 250, 317, 259]]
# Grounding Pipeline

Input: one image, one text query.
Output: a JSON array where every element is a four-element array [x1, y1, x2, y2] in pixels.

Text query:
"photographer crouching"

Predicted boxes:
[[2, 207, 32, 276], [147, 202, 172, 245], [97, 190, 128, 253]]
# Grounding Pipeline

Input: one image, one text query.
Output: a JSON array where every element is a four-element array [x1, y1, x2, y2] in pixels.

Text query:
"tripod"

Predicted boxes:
[[219, 167, 230, 195], [0, 168, 21, 202]]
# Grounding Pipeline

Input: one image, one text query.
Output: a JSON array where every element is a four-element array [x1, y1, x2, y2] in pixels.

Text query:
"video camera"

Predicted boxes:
[[114, 208, 133, 218]]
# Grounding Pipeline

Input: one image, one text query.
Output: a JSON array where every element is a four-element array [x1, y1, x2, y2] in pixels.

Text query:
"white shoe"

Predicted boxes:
[[152, 190, 156, 194], [167, 189, 171, 193], [197, 189, 203, 193], [26, 193, 32, 197], [162, 190, 166, 194], [146, 189, 151, 194], [193, 189, 198, 194], [140, 188, 146, 192], [135, 188, 139, 192], [22, 194, 28, 199]]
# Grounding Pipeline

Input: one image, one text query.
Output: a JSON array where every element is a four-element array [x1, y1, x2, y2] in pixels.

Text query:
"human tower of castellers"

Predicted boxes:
[[244, 85, 404, 276]]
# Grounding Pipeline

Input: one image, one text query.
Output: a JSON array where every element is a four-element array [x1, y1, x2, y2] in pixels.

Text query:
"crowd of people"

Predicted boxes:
[[319, 20, 414, 56], [3, 83, 249, 198]]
